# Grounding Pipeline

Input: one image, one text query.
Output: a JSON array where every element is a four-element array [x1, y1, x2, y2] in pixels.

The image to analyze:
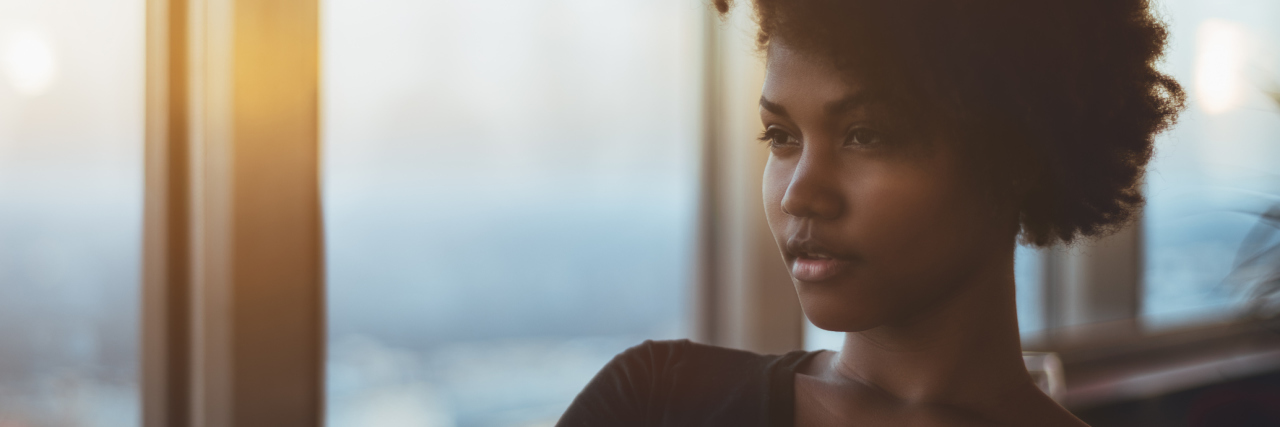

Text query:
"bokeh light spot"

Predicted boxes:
[[1194, 19, 1248, 115], [3, 30, 58, 97]]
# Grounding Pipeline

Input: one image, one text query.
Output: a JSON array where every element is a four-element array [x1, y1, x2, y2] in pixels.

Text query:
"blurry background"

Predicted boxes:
[[0, 0, 143, 425], [0, 0, 1278, 426], [321, 1, 699, 425], [1144, 0, 1280, 330]]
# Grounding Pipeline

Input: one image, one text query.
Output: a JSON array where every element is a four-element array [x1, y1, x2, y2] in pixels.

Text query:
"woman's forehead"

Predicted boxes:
[[762, 42, 869, 113]]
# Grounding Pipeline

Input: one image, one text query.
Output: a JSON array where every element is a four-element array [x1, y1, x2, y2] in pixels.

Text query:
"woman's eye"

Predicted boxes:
[[759, 129, 798, 148], [845, 128, 886, 147]]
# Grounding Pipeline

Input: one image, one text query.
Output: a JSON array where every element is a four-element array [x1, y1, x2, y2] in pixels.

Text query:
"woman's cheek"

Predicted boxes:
[[854, 167, 954, 251], [762, 157, 791, 224]]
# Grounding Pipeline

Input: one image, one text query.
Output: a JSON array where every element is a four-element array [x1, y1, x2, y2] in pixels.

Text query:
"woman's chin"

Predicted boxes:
[[795, 280, 892, 332], [801, 302, 886, 333]]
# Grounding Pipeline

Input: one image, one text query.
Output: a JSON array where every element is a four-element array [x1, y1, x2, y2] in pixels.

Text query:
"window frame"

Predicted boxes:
[[143, 0, 323, 425]]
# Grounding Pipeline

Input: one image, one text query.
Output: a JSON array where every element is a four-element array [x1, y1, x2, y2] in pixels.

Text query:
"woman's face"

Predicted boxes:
[[761, 42, 1017, 332]]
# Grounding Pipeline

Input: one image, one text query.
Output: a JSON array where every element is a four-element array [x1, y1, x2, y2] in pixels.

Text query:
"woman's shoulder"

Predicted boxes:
[[615, 339, 823, 387], [613, 338, 787, 372], [557, 339, 811, 427]]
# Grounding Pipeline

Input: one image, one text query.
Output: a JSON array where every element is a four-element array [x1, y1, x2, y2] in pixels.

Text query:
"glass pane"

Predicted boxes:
[[0, 0, 143, 425], [803, 318, 842, 352], [804, 245, 1044, 351], [1014, 245, 1044, 335], [321, 1, 701, 426], [1144, 0, 1280, 330]]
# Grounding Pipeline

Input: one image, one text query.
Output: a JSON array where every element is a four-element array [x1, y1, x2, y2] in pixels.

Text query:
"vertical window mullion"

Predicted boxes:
[[1044, 220, 1142, 346], [144, 0, 323, 425]]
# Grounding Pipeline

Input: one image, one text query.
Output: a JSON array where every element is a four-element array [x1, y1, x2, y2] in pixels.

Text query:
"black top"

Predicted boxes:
[[557, 339, 823, 427]]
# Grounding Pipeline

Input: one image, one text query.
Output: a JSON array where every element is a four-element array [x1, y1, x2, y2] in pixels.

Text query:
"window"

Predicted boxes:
[[1144, 0, 1280, 330], [0, 0, 144, 424], [321, 0, 702, 425]]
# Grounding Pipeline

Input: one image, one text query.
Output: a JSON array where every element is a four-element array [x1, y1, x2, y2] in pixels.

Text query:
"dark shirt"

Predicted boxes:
[[557, 339, 822, 427]]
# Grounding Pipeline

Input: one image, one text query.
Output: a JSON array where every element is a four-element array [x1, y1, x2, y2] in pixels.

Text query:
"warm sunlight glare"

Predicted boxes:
[[1194, 19, 1248, 115], [3, 30, 57, 97]]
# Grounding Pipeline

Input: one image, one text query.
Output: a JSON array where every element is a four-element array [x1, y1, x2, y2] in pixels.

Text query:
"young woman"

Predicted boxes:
[[559, 0, 1184, 425]]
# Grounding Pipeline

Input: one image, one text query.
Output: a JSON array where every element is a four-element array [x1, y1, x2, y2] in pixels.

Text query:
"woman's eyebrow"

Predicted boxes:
[[759, 92, 873, 118], [759, 96, 789, 118]]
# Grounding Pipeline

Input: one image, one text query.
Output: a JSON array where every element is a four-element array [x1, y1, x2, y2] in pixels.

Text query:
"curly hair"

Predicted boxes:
[[716, 0, 1186, 246]]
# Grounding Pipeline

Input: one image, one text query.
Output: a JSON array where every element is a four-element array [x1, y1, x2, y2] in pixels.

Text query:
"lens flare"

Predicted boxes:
[[1194, 19, 1248, 115], [3, 30, 57, 97]]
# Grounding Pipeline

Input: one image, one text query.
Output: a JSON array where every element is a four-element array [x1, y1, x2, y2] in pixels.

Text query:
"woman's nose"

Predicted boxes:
[[780, 147, 844, 220]]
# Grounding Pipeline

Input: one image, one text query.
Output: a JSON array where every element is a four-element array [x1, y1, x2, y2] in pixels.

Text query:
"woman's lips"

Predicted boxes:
[[791, 257, 848, 282]]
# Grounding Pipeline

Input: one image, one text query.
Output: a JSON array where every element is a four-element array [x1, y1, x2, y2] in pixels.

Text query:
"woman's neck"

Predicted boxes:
[[833, 250, 1031, 408]]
